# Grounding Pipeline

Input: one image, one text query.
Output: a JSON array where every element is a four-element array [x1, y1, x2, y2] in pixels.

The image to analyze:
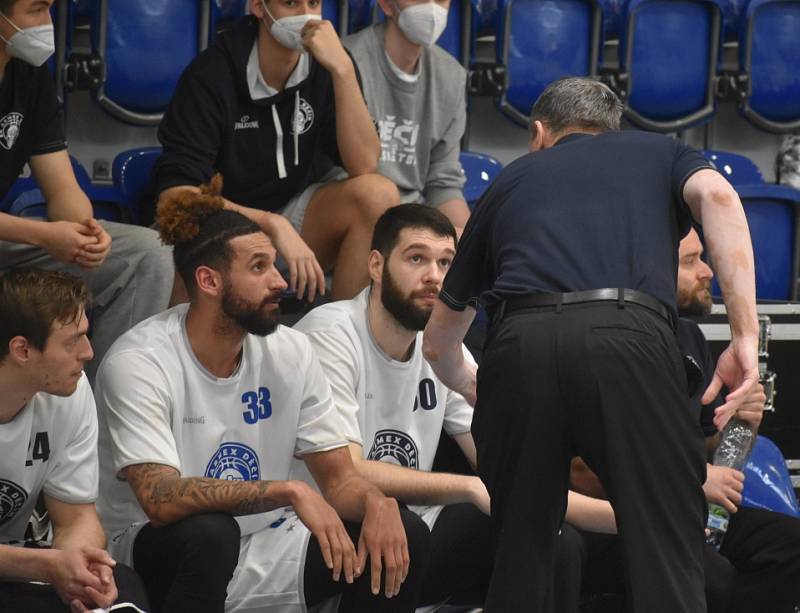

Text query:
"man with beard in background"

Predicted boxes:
[[568, 227, 800, 613], [94, 178, 429, 613], [295, 204, 618, 609]]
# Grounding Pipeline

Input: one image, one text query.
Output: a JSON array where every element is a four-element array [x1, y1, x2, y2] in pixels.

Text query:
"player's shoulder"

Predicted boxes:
[[102, 305, 186, 368], [295, 294, 366, 338], [343, 22, 379, 58]]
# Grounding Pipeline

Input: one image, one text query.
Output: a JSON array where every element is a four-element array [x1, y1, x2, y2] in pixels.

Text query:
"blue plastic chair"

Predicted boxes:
[[742, 435, 800, 517], [90, 0, 212, 125], [738, 0, 800, 133], [112, 147, 163, 225], [495, 0, 602, 127], [460, 151, 503, 208], [703, 150, 800, 300], [616, 0, 723, 132], [703, 149, 765, 185]]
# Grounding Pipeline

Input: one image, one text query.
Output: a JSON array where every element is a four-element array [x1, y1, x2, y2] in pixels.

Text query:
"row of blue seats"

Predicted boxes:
[[4, 143, 800, 302], [48, 0, 799, 134]]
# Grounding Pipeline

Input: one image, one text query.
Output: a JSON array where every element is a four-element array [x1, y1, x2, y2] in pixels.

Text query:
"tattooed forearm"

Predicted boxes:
[[124, 463, 290, 525]]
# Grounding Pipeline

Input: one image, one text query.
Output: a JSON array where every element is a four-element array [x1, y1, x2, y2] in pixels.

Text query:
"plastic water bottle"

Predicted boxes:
[[706, 418, 756, 550]]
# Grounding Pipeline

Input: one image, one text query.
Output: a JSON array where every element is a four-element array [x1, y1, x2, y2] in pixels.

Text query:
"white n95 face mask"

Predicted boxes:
[[0, 12, 55, 67], [260, 0, 316, 51], [397, 2, 448, 48]]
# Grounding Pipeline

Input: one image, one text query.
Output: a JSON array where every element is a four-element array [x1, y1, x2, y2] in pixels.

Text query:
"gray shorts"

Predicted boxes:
[[279, 166, 348, 233]]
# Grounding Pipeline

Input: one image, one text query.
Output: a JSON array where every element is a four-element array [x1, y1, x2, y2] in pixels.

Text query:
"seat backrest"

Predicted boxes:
[[618, 0, 722, 132], [712, 184, 800, 300], [112, 147, 163, 224], [460, 151, 503, 208], [702, 149, 765, 185], [496, 0, 601, 127], [91, 0, 212, 125], [739, 0, 800, 132], [742, 435, 800, 517]]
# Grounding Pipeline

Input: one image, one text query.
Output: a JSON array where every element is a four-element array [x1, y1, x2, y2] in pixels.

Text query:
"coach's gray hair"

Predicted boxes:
[[529, 77, 623, 135]]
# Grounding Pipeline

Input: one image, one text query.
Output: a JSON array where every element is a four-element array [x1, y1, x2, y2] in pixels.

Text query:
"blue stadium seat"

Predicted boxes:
[[704, 150, 800, 300], [90, 1, 212, 125], [615, 0, 723, 132], [737, 0, 800, 133], [369, 0, 474, 66], [703, 149, 765, 185], [2, 155, 125, 221], [460, 151, 503, 208], [112, 147, 163, 225], [347, 0, 374, 32], [211, 0, 248, 33], [495, 0, 602, 127], [742, 435, 800, 518]]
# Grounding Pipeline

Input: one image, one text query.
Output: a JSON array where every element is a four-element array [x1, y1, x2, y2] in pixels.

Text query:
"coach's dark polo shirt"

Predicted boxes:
[[440, 131, 714, 319]]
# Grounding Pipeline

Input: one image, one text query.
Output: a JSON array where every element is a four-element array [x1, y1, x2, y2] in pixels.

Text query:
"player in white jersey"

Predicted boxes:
[[95, 177, 429, 613], [0, 268, 148, 612], [295, 204, 619, 608]]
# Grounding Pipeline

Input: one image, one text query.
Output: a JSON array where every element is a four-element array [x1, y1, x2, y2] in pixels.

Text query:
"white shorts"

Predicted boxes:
[[226, 509, 312, 613]]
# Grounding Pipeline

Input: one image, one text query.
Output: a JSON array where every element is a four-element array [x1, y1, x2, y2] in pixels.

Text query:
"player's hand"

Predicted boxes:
[[266, 215, 325, 302], [467, 476, 491, 516], [703, 464, 745, 514], [301, 20, 352, 77], [290, 481, 357, 584], [37, 221, 98, 267], [68, 560, 118, 612], [736, 382, 766, 431], [47, 546, 116, 608], [75, 218, 112, 270], [356, 494, 409, 598], [703, 337, 759, 430]]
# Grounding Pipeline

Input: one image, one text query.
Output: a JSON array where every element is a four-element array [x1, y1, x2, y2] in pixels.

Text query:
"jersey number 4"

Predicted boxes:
[[242, 387, 273, 425], [25, 432, 51, 467]]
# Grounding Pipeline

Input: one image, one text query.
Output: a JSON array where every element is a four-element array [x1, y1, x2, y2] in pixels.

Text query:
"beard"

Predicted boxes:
[[380, 266, 435, 332], [221, 282, 280, 337], [678, 281, 712, 317]]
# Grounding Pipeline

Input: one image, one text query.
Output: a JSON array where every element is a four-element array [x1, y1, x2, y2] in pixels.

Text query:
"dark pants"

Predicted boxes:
[[133, 509, 430, 613], [304, 507, 431, 612], [474, 302, 707, 613], [0, 562, 149, 612], [561, 506, 800, 613]]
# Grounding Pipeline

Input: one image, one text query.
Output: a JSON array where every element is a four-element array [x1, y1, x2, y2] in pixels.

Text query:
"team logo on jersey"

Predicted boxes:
[[292, 98, 314, 135], [204, 442, 261, 481], [367, 429, 419, 469], [0, 113, 23, 150], [0, 479, 27, 526]]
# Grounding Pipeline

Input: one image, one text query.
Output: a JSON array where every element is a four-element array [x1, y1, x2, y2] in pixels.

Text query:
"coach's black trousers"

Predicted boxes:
[[474, 302, 707, 612]]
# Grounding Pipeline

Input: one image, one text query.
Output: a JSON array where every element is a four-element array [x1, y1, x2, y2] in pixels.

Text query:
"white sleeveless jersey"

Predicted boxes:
[[294, 289, 474, 524], [96, 304, 347, 541], [0, 374, 98, 542]]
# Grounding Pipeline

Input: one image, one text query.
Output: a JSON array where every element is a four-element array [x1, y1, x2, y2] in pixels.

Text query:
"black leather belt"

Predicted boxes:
[[496, 288, 674, 327]]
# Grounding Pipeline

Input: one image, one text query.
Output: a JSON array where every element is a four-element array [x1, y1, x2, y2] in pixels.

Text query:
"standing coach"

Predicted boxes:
[[422, 77, 759, 613]]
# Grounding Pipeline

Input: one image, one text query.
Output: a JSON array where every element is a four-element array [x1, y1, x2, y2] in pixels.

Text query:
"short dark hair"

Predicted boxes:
[[530, 77, 623, 135], [0, 1, 17, 14], [156, 175, 263, 296], [371, 204, 457, 258], [0, 268, 90, 362]]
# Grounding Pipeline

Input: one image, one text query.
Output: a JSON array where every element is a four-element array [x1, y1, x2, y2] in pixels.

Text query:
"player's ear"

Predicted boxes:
[[368, 250, 384, 285], [195, 266, 224, 298], [6, 336, 34, 366]]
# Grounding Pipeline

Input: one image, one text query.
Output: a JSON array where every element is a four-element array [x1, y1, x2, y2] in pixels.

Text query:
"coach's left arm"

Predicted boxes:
[[423, 300, 477, 406], [304, 446, 410, 598]]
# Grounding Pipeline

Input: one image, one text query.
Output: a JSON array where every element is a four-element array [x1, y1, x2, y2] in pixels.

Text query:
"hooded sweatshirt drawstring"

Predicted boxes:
[[270, 91, 301, 179]]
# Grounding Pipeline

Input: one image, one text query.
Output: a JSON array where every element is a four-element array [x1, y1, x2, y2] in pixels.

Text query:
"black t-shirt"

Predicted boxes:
[[440, 131, 714, 316], [0, 59, 66, 199], [676, 317, 722, 437]]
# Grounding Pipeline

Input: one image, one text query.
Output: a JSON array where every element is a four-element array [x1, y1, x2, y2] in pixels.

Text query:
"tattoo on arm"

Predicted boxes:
[[124, 463, 282, 518]]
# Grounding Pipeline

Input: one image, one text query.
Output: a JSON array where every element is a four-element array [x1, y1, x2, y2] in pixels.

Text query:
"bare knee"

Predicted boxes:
[[344, 174, 400, 223]]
